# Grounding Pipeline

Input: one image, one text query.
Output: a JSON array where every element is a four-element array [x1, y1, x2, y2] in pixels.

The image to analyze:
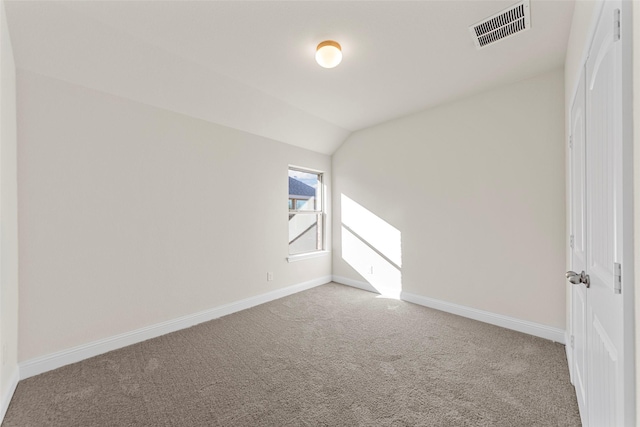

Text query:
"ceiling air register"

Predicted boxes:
[[469, 0, 531, 49]]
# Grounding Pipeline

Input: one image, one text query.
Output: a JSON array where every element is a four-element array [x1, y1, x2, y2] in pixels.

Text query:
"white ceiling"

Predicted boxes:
[[4, 0, 575, 154]]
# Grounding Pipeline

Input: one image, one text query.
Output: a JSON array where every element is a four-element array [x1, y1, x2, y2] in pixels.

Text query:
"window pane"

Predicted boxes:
[[288, 213, 321, 255], [288, 170, 320, 211], [288, 167, 323, 255], [296, 198, 315, 210]]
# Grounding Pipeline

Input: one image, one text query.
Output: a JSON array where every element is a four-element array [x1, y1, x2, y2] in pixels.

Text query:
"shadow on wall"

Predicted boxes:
[[341, 194, 402, 298]]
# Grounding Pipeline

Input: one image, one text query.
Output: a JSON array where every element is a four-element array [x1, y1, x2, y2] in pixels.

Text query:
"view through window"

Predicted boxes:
[[288, 168, 323, 255]]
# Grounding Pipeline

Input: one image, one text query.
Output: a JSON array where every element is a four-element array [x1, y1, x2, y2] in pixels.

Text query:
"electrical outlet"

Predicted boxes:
[[369, 266, 374, 274], [267, 272, 274, 281]]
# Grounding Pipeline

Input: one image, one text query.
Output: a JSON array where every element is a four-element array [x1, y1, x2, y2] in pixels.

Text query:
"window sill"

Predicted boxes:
[[287, 251, 331, 263]]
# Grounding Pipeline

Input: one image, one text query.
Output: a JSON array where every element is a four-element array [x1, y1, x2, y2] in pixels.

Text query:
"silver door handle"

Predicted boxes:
[[566, 270, 590, 288]]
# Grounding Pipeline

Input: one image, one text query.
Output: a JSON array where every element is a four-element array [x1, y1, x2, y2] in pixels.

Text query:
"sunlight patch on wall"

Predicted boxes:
[[341, 194, 402, 266], [341, 194, 402, 298]]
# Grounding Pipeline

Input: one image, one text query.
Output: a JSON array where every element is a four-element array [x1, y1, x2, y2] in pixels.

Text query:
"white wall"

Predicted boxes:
[[0, 0, 19, 417], [17, 70, 331, 362], [332, 68, 566, 329]]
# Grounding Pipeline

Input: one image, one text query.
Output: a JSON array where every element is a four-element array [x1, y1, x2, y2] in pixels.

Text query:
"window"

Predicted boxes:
[[288, 167, 324, 255]]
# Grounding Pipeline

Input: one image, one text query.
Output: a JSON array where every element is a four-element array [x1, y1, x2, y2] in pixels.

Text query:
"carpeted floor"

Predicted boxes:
[[3, 283, 581, 426]]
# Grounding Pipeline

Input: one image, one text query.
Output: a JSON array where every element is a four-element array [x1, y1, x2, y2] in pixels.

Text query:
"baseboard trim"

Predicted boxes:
[[331, 275, 381, 294], [401, 291, 565, 344], [0, 368, 19, 424], [333, 276, 565, 343], [19, 275, 332, 380]]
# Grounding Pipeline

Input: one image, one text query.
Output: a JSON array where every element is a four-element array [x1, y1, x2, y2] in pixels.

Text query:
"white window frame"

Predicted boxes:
[[287, 166, 328, 262]]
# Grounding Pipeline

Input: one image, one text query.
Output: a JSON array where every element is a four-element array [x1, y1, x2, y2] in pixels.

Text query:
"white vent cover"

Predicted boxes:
[[469, 0, 531, 49]]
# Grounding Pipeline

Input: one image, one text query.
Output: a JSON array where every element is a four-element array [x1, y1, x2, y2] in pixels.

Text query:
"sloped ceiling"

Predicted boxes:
[[4, 0, 575, 154]]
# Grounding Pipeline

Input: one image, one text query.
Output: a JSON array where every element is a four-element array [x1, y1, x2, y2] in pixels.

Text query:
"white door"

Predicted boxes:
[[569, 68, 588, 424], [585, 0, 625, 424]]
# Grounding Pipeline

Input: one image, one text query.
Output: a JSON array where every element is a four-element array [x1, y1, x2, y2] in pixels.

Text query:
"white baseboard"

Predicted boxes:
[[332, 275, 381, 294], [332, 275, 565, 343], [331, 275, 402, 298], [401, 291, 566, 344], [19, 276, 332, 380], [1, 368, 19, 424]]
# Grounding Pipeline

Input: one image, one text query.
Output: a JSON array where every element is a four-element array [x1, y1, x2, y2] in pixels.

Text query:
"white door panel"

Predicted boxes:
[[573, 284, 588, 417], [568, 1, 629, 425], [585, 0, 624, 424], [569, 68, 588, 423]]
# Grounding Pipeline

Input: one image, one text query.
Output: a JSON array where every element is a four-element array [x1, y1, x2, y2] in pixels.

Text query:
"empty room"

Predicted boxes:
[[0, 0, 638, 425]]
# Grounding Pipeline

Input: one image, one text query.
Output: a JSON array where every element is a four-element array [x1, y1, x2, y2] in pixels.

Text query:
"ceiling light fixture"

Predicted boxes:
[[315, 40, 342, 69]]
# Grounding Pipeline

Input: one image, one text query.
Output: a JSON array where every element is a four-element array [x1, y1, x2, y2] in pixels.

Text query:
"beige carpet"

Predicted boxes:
[[3, 283, 581, 426]]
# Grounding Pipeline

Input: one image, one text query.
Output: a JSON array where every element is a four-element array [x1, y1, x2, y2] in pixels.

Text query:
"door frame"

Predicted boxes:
[[619, 1, 635, 424]]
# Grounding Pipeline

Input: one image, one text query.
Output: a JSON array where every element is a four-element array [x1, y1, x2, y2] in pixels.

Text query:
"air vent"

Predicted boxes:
[[469, 0, 531, 49]]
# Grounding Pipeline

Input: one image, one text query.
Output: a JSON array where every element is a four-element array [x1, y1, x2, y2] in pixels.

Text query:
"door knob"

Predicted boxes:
[[566, 271, 581, 284], [566, 270, 590, 288]]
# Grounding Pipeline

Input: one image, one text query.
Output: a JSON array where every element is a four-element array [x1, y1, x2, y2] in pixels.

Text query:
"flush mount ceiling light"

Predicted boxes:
[[315, 40, 342, 68]]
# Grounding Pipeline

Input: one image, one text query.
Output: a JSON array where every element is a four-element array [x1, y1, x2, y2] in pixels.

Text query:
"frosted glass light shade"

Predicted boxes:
[[315, 41, 342, 68]]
